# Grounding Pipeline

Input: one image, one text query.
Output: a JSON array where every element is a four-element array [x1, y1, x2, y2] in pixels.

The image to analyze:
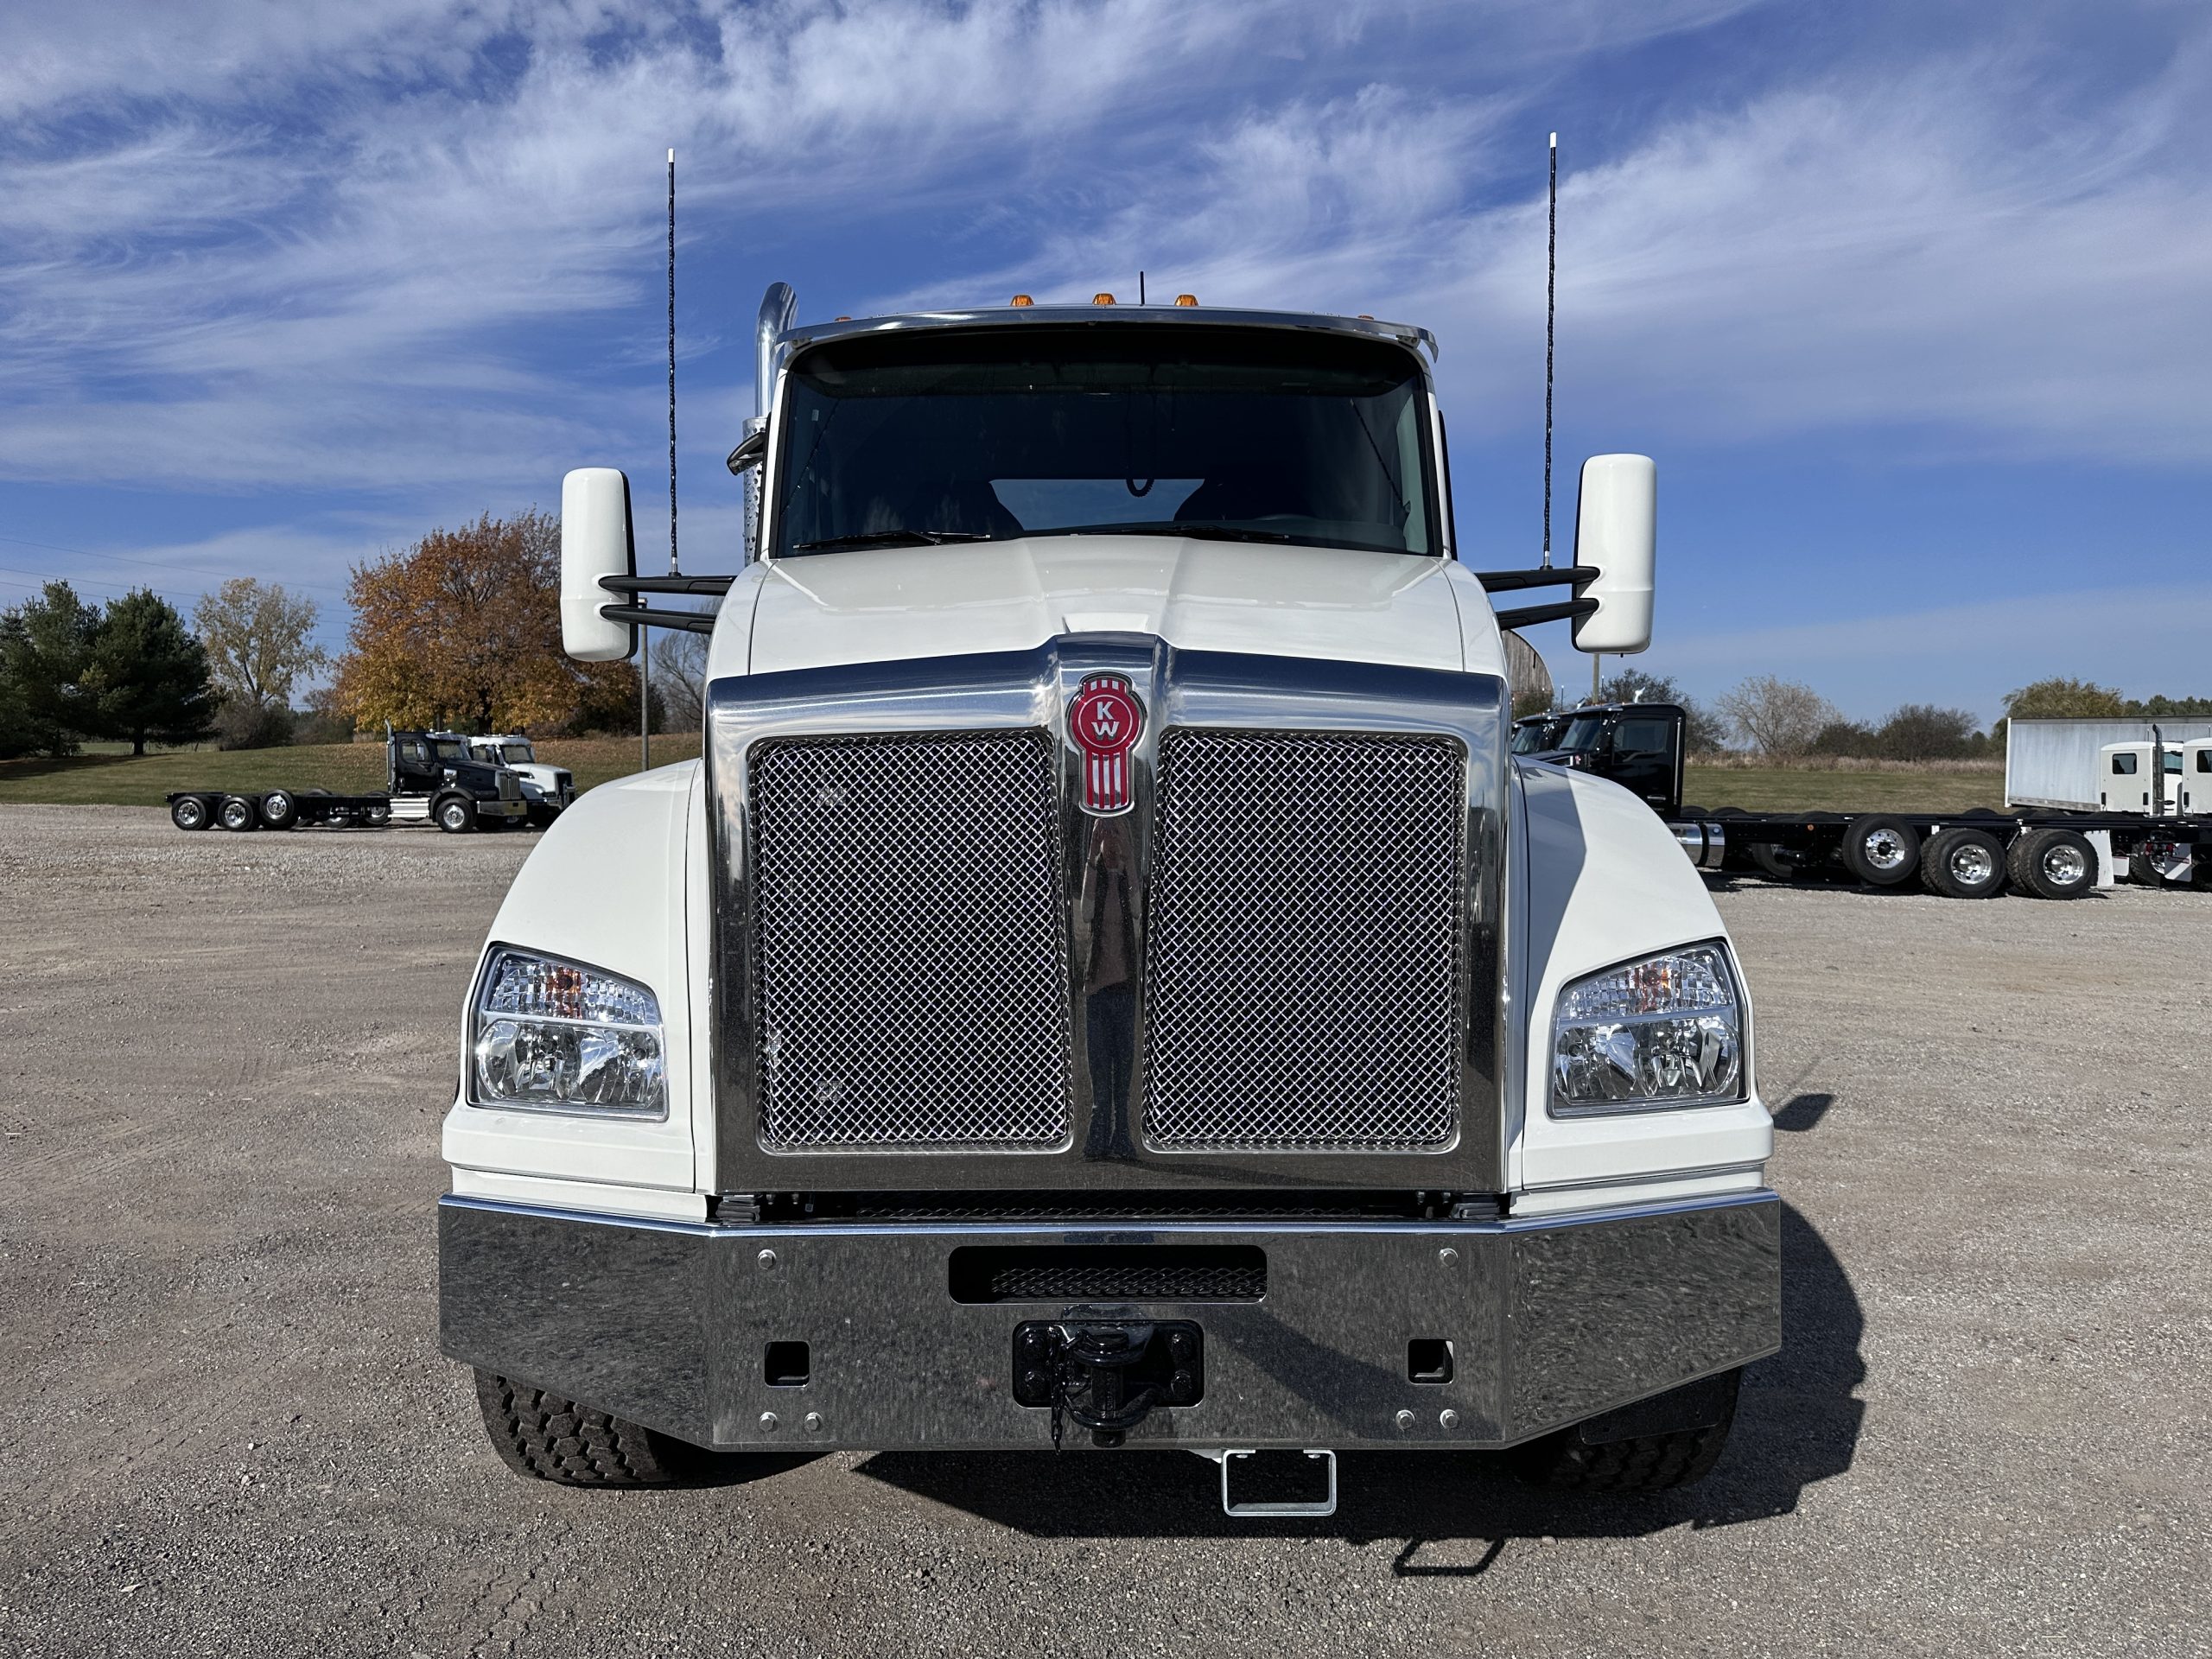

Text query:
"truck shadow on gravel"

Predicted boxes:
[[855, 1205, 1862, 1564]]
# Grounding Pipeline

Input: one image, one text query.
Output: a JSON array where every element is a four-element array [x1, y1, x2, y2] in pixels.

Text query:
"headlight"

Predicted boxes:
[[1550, 942, 1744, 1116], [470, 947, 665, 1116]]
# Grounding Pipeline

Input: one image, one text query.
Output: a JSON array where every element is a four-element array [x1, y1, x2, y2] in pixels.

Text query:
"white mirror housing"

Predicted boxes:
[[1570, 454, 1656, 655], [560, 467, 637, 662]]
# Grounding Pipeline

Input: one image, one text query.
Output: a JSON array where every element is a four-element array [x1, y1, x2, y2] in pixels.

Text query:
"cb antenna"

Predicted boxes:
[[1542, 130, 1557, 569], [667, 147, 679, 579]]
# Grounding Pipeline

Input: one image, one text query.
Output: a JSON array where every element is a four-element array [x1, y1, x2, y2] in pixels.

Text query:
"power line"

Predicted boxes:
[[0, 531, 353, 600]]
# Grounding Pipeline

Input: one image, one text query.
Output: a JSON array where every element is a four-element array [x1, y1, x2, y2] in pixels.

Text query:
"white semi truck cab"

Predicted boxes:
[[438, 290, 1777, 1507]]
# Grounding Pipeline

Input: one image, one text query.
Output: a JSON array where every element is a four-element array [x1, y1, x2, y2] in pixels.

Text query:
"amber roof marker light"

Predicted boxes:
[[1009, 294, 1033, 306], [1092, 292, 1116, 305], [1174, 294, 1198, 307]]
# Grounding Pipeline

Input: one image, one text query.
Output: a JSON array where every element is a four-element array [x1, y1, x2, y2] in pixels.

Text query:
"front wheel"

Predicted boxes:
[[1841, 814, 1921, 887], [435, 794, 475, 834], [1514, 1369, 1741, 1493], [474, 1372, 702, 1486]]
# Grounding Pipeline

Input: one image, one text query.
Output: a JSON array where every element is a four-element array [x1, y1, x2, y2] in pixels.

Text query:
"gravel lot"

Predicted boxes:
[[2, 804, 2206, 1657]]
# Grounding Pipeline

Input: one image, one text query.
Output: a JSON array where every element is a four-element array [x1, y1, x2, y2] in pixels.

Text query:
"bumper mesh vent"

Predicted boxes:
[[1142, 730, 1465, 1152], [751, 731, 1071, 1149]]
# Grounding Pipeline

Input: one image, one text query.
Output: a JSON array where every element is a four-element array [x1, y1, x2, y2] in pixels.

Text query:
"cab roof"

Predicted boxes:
[[776, 303, 1440, 363]]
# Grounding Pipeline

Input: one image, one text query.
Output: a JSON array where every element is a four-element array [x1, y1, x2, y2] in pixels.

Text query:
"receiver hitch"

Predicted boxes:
[[1013, 1320, 1204, 1448]]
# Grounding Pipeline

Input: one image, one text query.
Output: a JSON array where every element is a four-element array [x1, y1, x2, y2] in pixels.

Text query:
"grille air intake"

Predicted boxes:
[[1142, 730, 1465, 1152], [750, 731, 1071, 1148]]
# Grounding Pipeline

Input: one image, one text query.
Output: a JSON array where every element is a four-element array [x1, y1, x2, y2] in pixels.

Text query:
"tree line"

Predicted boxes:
[[1573, 671, 2212, 763], [0, 578, 329, 760]]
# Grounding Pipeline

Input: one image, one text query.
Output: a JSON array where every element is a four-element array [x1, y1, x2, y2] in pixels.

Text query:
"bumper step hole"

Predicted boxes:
[[764, 1341, 811, 1387], [1408, 1338, 1454, 1384]]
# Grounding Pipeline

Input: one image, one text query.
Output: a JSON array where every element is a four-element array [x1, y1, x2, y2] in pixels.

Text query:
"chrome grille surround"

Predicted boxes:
[[1142, 730, 1466, 1152], [749, 730, 1072, 1149]]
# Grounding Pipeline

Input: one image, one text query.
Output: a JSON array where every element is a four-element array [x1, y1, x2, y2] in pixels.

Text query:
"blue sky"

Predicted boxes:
[[3, 0, 2208, 722]]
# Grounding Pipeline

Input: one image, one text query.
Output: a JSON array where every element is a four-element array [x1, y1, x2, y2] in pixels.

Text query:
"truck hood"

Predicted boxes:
[[742, 537, 1497, 677]]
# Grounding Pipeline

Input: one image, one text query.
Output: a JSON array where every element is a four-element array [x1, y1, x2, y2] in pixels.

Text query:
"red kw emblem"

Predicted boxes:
[[1069, 674, 1143, 815]]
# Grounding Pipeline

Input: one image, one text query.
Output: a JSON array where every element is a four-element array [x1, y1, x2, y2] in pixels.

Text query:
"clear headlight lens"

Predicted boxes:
[[1550, 943, 1744, 1115], [471, 947, 664, 1115]]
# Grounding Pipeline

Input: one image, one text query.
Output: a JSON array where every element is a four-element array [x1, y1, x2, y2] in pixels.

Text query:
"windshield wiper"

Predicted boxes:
[[791, 530, 995, 552], [1069, 521, 1298, 545]]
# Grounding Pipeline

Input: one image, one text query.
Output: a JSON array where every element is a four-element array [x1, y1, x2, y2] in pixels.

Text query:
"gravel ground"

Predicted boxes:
[[1, 804, 2206, 1658]]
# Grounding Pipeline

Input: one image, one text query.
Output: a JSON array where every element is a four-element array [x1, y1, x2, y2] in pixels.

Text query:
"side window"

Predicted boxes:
[[1612, 718, 1674, 755], [2198, 752, 2211, 773], [2111, 753, 2138, 775], [2162, 751, 2183, 774]]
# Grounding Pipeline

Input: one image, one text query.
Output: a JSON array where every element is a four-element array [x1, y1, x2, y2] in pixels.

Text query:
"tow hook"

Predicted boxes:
[[1013, 1319, 1203, 1449], [1190, 1448, 1338, 1517]]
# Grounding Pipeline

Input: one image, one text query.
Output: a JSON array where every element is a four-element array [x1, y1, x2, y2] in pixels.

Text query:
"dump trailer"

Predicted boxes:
[[167, 730, 527, 834], [437, 287, 1777, 1515], [1534, 703, 2209, 897]]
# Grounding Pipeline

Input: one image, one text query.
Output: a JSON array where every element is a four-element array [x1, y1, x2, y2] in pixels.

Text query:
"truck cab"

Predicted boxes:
[[463, 734, 574, 826], [387, 730, 528, 831], [1535, 702, 1688, 812], [438, 291, 1775, 1506], [2098, 740, 2184, 816]]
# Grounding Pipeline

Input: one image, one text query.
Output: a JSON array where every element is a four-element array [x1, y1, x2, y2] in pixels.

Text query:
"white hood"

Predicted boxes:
[[736, 537, 1504, 678]]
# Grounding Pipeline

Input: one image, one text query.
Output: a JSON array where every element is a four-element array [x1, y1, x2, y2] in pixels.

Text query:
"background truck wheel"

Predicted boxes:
[[1748, 843, 1801, 882], [365, 803, 391, 827], [2009, 828, 2096, 899], [170, 796, 210, 831], [435, 794, 475, 834], [258, 790, 299, 830], [1921, 827, 2007, 898], [474, 1371, 702, 1486], [218, 795, 259, 832], [1841, 814, 1921, 887], [1513, 1369, 1741, 1493]]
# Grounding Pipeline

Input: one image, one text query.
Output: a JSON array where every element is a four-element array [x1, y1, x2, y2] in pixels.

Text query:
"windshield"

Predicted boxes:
[[772, 326, 1440, 559], [432, 739, 465, 762], [1510, 721, 1551, 754], [1556, 713, 1609, 754], [500, 742, 534, 765]]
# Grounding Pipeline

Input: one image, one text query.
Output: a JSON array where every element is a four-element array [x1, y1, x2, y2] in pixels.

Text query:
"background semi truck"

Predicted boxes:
[[1520, 705, 2209, 896], [167, 729, 527, 833], [437, 288, 1778, 1514]]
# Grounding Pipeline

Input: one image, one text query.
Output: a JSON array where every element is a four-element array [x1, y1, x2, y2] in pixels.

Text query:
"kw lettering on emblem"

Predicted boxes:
[[1068, 674, 1143, 816]]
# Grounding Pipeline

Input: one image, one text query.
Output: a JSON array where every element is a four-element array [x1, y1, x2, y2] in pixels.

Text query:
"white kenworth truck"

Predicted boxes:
[[440, 288, 1777, 1514]]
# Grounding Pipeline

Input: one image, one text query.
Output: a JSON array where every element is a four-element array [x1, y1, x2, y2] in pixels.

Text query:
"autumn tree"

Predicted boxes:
[[330, 509, 631, 734], [86, 589, 217, 754]]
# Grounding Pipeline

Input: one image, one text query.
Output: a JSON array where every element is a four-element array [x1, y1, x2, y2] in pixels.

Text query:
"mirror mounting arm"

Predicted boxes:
[[1495, 595, 1600, 632]]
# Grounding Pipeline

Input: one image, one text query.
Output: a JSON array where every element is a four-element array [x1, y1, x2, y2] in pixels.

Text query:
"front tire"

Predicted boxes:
[[474, 1372, 702, 1487], [1514, 1369, 1741, 1493], [1841, 814, 1921, 887], [435, 794, 475, 834]]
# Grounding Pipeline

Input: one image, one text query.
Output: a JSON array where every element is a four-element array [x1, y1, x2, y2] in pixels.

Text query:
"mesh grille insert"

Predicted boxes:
[[1142, 730, 1465, 1151], [751, 731, 1071, 1149], [949, 1245, 1266, 1304]]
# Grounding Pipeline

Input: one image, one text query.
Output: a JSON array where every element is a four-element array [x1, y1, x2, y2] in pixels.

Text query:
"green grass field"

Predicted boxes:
[[0, 734, 705, 807], [1684, 765, 2005, 812], [0, 741, 2006, 813]]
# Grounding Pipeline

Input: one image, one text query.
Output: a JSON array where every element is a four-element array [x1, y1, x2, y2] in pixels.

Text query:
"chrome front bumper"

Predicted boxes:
[[437, 1191, 1780, 1452]]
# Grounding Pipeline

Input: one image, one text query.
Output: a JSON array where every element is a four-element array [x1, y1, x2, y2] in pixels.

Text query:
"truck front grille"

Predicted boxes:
[[1141, 730, 1465, 1152], [497, 773, 521, 801], [749, 731, 1072, 1149]]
